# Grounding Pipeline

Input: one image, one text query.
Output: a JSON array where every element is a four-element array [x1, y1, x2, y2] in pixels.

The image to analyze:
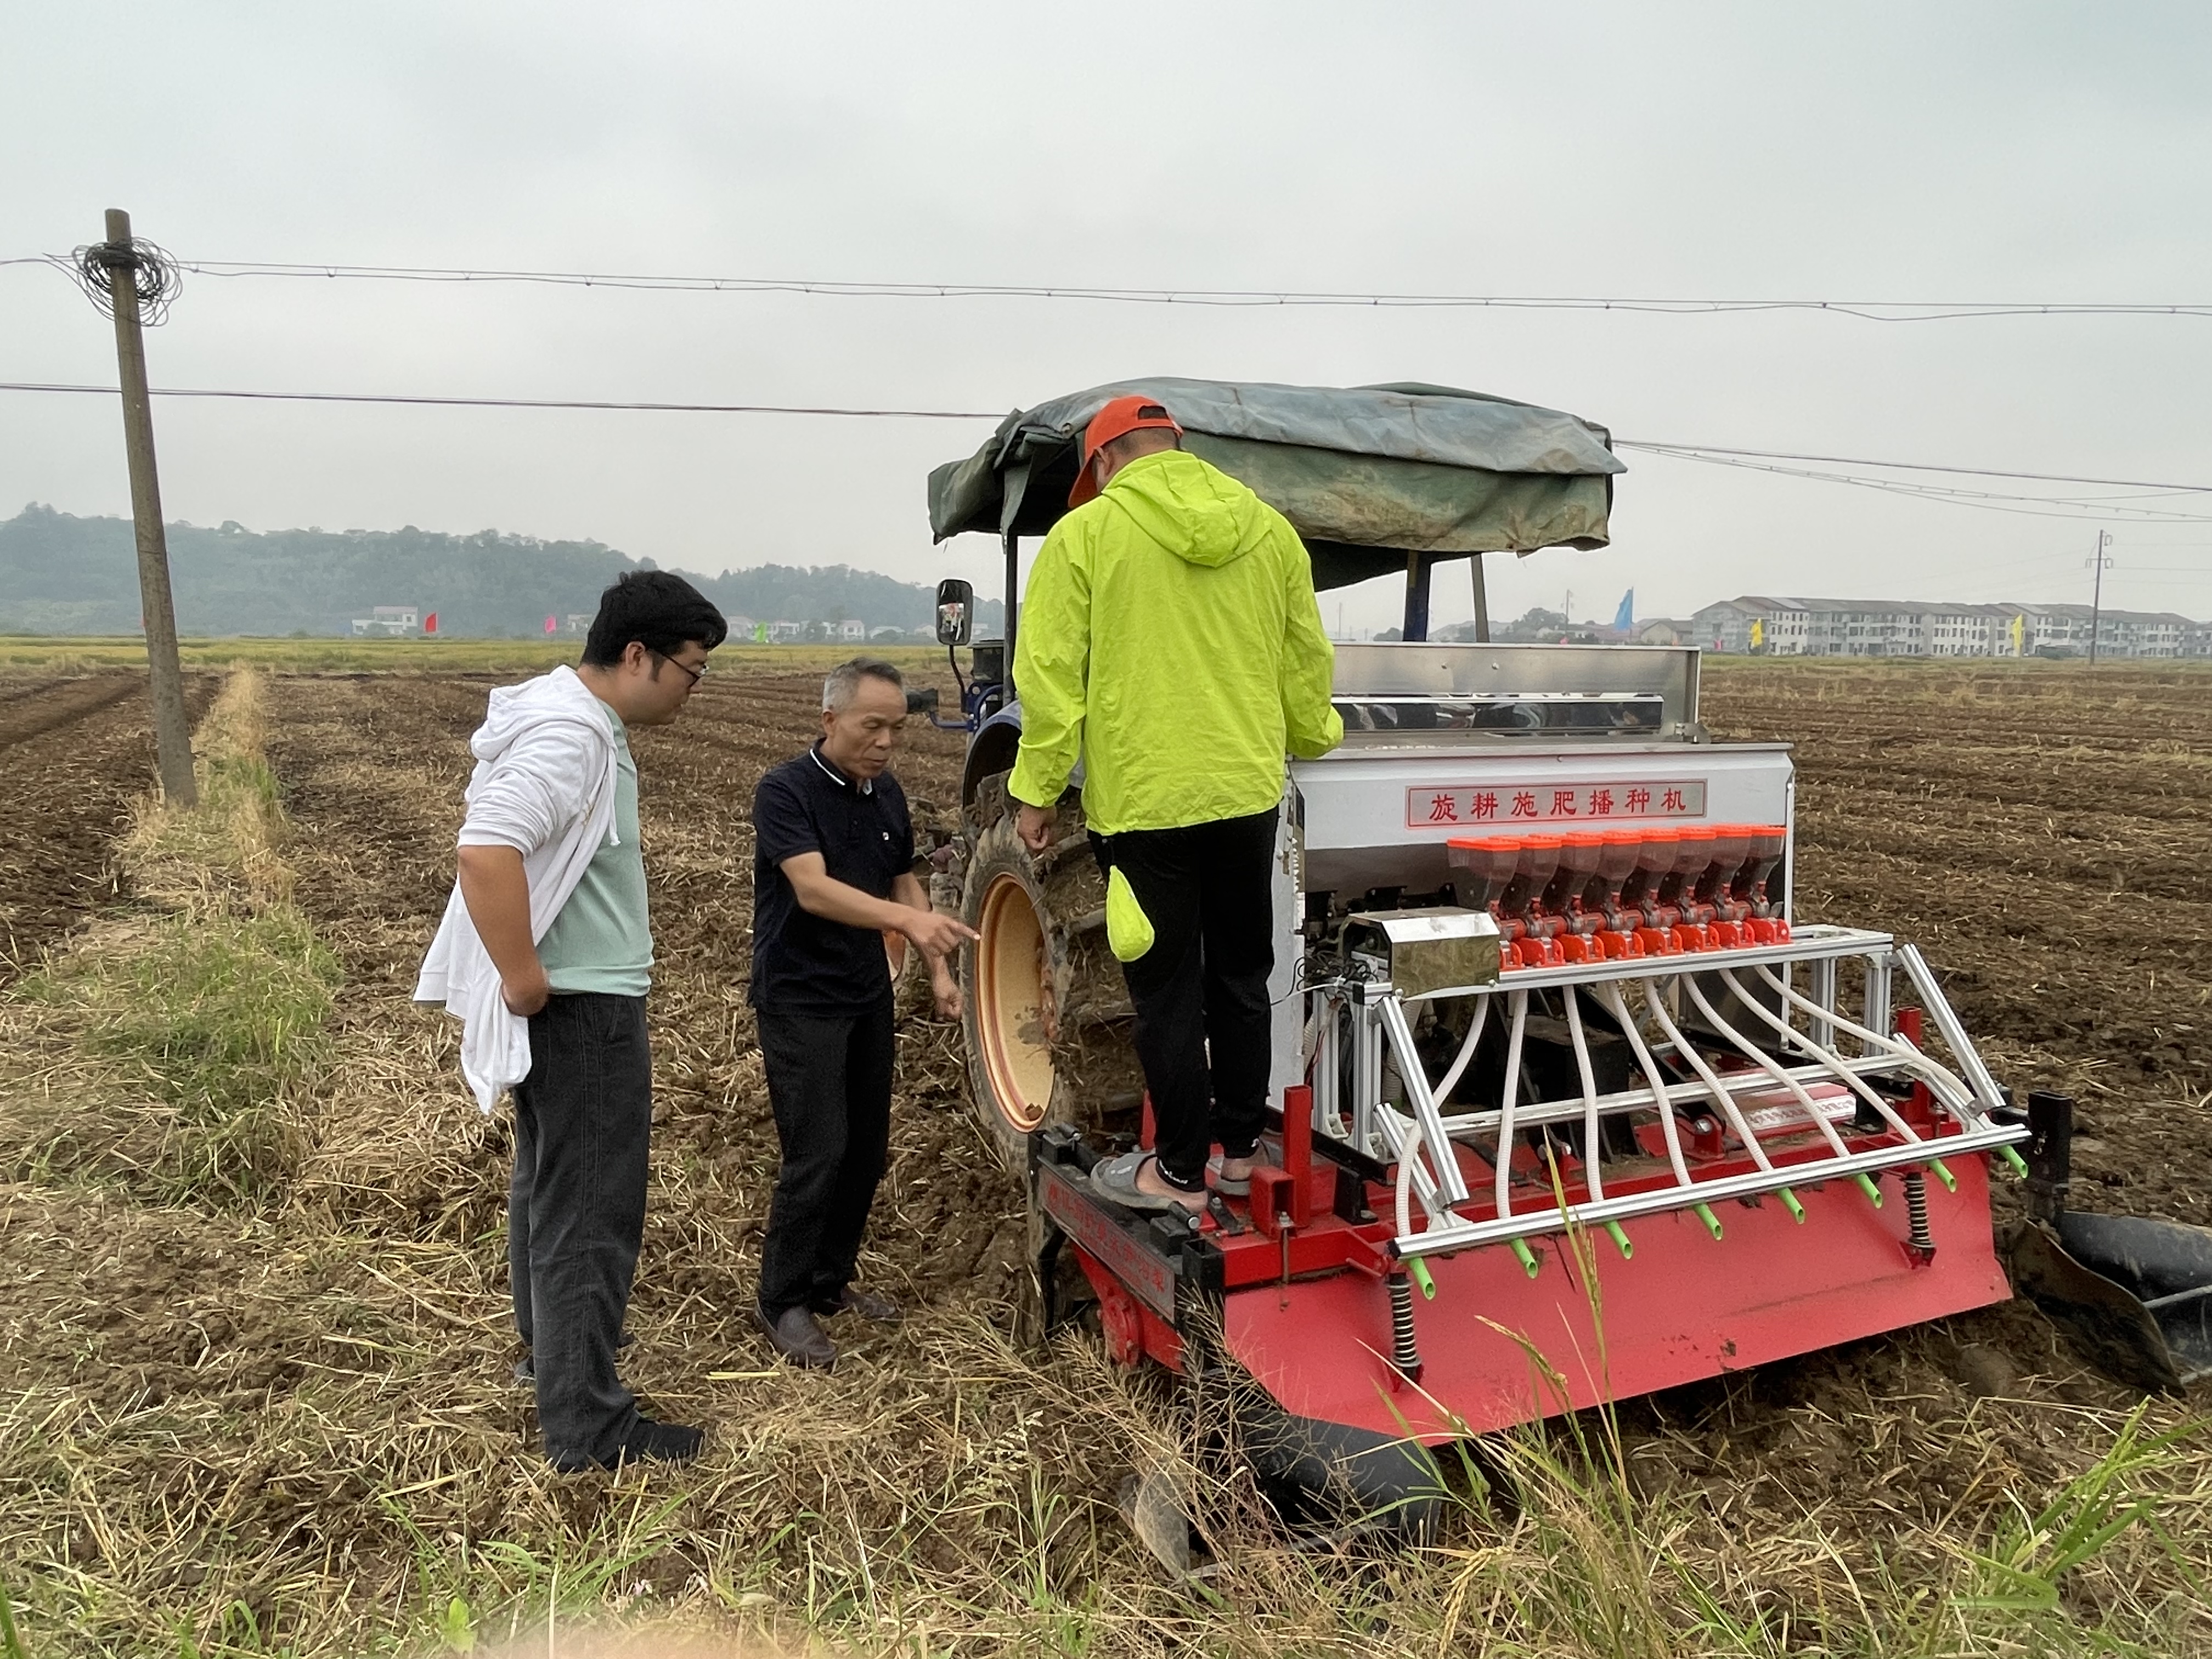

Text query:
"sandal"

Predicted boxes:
[[1090, 1151, 1207, 1214]]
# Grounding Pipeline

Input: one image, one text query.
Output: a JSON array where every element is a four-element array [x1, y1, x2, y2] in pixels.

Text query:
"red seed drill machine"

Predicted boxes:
[[923, 380, 2035, 1539]]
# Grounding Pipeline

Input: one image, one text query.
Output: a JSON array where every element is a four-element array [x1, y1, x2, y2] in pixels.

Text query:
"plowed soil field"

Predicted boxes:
[[5, 656, 2208, 1388], [177, 654, 2212, 1385], [0, 668, 216, 978], [253, 665, 1019, 1306], [1, 653, 2207, 1656], [1701, 659, 2212, 1223]]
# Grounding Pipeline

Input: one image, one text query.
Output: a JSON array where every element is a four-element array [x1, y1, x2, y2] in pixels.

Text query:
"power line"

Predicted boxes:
[[0, 380, 1001, 420], [7, 377, 2212, 523], [10, 253, 2212, 320], [1624, 447, 2212, 523], [8, 377, 2205, 492], [1613, 441, 2212, 494]]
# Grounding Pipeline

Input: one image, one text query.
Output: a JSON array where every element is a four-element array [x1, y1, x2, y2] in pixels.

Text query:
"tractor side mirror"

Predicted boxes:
[[935, 578, 974, 647]]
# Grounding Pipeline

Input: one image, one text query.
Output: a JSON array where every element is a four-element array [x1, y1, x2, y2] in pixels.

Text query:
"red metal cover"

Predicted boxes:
[[1221, 1155, 2009, 1441]]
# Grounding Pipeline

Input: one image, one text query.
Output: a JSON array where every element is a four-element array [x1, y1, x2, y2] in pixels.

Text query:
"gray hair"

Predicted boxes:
[[822, 656, 905, 712]]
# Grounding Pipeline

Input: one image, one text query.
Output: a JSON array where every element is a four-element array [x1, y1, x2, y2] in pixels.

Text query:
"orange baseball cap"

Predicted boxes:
[[1067, 394, 1183, 506]]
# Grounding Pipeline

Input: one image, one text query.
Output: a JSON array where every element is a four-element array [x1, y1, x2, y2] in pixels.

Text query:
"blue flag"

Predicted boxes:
[[1612, 589, 1634, 631]]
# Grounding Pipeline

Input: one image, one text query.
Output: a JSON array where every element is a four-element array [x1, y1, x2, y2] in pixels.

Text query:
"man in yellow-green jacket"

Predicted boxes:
[[1010, 394, 1342, 1215]]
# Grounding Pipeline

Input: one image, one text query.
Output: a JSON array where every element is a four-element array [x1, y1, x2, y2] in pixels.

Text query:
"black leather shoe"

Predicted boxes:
[[548, 1417, 705, 1472], [756, 1305, 838, 1370], [815, 1285, 903, 1324]]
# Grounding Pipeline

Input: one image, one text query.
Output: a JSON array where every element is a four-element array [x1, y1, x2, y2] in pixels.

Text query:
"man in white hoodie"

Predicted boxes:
[[417, 571, 724, 1471]]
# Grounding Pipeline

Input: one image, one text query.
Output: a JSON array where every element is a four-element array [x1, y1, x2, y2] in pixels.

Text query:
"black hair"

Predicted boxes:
[[582, 571, 728, 667]]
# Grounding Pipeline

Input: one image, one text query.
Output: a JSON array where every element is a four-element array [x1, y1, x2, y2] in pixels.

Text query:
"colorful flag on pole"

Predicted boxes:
[[2010, 613, 2025, 653], [1750, 617, 1765, 649], [423, 612, 438, 635], [544, 615, 557, 635], [1612, 589, 1634, 631], [753, 621, 769, 644]]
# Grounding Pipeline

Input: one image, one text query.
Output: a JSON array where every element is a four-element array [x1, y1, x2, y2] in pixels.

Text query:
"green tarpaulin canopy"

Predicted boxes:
[[926, 377, 1621, 591]]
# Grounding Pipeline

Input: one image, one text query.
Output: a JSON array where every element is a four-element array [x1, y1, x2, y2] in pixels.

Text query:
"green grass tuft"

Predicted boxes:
[[13, 904, 340, 1204], [20, 904, 338, 1117], [72, 906, 338, 1112]]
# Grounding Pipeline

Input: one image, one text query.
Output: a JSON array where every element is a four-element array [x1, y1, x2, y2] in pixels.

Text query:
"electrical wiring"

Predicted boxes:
[[1623, 446, 2212, 523], [11, 252, 2212, 319], [1613, 442, 2211, 495], [105, 259, 2212, 321], [0, 381, 1000, 420], [53, 240, 184, 326], [5, 377, 2209, 524]]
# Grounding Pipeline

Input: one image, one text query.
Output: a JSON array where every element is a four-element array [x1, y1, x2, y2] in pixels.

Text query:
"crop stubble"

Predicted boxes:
[[255, 657, 2212, 1437], [251, 668, 1019, 1300], [0, 657, 2207, 1654]]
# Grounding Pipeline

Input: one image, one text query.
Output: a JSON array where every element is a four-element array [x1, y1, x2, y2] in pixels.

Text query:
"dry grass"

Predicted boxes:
[[121, 668, 295, 906], [0, 661, 2208, 1657], [3, 672, 337, 1207]]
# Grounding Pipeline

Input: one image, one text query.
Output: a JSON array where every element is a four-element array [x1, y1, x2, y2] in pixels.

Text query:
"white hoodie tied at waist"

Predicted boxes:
[[416, 664, 620, 1113]]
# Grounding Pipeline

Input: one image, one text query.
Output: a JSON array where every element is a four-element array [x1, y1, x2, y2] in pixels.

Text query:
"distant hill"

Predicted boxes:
[[0, 505, 1002, 639]]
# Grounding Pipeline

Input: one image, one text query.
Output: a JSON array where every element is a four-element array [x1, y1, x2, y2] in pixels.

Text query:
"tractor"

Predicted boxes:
[[913, 377, 2200, 1549]]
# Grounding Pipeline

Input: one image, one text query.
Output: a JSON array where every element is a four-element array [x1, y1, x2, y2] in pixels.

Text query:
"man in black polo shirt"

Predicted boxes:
[[750, 657, 975, 1369]]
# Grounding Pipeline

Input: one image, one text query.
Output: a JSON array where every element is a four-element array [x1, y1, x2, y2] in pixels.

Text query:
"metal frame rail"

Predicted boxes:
[[1304, 926, 2028, 1262]]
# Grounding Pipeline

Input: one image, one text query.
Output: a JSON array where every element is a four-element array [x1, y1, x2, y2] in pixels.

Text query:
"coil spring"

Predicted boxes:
[[1389, 1271, 1421, 1379], [1903, 1169, 1935, 1258]]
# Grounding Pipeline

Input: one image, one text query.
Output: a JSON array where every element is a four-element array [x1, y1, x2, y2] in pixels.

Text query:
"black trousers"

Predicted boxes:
[[509, 991, 652, 1464], [1093, 807, 1279, 1192], [755, 1001, 896, 1319]]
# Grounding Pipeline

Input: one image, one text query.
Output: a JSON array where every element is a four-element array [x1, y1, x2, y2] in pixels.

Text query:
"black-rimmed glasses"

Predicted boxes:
[[654, 651, 709, 686]]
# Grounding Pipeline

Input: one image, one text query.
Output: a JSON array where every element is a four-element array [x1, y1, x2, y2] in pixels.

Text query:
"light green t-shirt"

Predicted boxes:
[[538, 701, 653, 997]]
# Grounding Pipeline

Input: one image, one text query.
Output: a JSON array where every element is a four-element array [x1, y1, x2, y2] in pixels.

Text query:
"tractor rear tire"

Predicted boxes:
[[959, 774, 1144, 1169]]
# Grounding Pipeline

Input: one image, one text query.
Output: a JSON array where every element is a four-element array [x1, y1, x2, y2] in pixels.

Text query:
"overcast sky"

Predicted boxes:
[[6, 1, 2210, 633]]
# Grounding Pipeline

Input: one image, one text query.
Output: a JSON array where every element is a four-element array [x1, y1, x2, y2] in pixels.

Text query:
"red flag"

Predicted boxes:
[[544, 614, 557, 635], [423, 612, 438, 635]]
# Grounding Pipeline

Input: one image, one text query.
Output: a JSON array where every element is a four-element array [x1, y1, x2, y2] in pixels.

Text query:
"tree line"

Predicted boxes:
[[0, 506, 1002, 639]]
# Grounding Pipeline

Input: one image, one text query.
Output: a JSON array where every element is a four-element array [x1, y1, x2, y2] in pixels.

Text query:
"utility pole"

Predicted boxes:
[[95, 209, 196, 803], [1470, 551, 1491, 643], [2085, 528, 2114, 667]]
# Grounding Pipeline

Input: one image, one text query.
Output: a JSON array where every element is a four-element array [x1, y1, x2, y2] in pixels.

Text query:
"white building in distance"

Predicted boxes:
[[1689, 596, 2208, 659], [349, 605, 419, 637]]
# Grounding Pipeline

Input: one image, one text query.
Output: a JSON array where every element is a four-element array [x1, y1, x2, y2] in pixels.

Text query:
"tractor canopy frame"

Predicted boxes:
[[927, 376, 1624, 670]]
